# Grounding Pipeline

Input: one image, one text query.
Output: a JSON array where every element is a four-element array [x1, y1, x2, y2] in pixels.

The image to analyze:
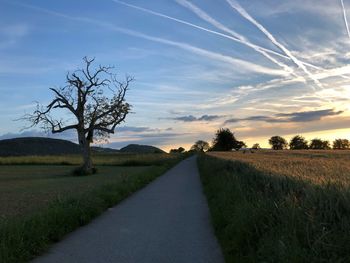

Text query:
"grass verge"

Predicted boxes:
[[198, 154, 350, 263], [0, 153, 180, 166], [0, 156, 185, 263]]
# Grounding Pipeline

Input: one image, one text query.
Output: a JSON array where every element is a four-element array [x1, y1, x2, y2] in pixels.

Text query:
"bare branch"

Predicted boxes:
[[23, 57, 132, 169]]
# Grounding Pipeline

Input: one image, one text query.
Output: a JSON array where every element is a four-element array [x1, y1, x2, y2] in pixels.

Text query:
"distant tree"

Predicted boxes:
[[322, 140, 331, 150], [233, 140, 247, 151], [268, 136, 288, 150], [211, 128, 244, 151], [191, 140, 210, 152], [289, 135, 308, 150], [178, 147, 185, 153], [169, 147, 185, 153], [333, 139, 350, 150], [252, 143, 261, 150], [24, 57, 133, 175], [309, 138, 330, 150]]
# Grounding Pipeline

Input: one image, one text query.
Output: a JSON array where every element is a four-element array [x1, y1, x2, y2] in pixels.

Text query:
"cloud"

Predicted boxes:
[[340, 0, 350, 38], [14, 1, 287, 77], [116, 126, 157, 133], [172, 114, 223, 122], [276, 109, 344, 122], [225, 109, 343, 124], [0, 24, 29, 49], [174, 0, 298, 77], [0, 129, 77, 142], [233, 116, 350, 140], [225, 0, 324, 89]]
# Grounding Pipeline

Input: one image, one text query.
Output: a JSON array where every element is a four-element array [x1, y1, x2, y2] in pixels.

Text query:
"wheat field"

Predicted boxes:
[[208, 150, 350, 187]]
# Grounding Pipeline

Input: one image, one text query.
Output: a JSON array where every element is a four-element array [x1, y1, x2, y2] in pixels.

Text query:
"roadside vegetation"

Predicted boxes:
[[198, 151, 350, 262], [0, 153, 176, 166], [0, 153, 185, 263]]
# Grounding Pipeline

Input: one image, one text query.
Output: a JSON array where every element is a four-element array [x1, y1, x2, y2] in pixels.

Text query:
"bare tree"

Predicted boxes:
[[25, 57, 133, 174]]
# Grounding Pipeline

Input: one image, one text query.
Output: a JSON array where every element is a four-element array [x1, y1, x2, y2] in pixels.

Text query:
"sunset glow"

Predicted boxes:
[[1, 0, 350, 150]]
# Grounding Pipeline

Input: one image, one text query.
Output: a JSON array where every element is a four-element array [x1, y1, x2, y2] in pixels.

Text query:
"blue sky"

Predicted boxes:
[[1, 0, 350, 151]]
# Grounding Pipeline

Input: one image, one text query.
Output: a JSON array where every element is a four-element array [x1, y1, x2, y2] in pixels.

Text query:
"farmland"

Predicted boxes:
[[0, 153, 184, 263], [198, 150, 350, 262], [209, 150, 350, 187]]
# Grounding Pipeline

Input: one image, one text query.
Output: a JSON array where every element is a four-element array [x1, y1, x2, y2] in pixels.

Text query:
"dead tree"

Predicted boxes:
[[25, 57, 132, 174]]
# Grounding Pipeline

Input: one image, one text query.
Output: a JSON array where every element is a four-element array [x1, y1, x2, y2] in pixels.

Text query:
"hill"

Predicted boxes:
[[91, 146, 119, 154], [119, 144, 165, 154], [0, 137, 82, 156]]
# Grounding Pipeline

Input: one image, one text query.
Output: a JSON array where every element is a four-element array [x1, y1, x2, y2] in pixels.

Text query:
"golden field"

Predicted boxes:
[[208, 150, 350, 187]]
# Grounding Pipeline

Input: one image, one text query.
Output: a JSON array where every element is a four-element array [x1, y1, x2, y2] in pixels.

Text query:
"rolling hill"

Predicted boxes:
[[0, 137, 81, 156], [119, 144, 165, 154], [0, 138, 164, 156]]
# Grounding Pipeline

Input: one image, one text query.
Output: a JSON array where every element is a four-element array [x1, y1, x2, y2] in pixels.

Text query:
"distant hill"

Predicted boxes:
[[119, 144, 165, 154], [0, 138, 164, 156], [91, 146, 119, 154], [0, 137, 82, 156]]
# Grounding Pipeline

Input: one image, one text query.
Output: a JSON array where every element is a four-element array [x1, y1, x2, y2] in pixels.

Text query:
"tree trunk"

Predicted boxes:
[[82, 142, 93, 174], [78, 132, 94, 175]]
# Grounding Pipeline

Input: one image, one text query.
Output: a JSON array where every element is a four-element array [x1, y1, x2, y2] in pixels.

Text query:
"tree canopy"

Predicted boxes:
[[333, 139, 350, 150], [268, 136, 288, 150], [252, 143, 261, 150], [309, 138, 330, 150], [211, 128, 245, 151], [191, 140, 210, 152], [169, 147, 185, 153], [289, 135, 308, 150]]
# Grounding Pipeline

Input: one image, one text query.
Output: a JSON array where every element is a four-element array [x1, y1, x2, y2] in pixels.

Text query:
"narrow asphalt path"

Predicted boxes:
[[33, 156, 224, 263]]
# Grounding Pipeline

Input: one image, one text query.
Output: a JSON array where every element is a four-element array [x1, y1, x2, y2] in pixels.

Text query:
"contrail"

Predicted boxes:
[[174, 0, 298, 77], [225, 0, 323, 90], [112, 0, 286, 58], [112, 0, 321, 71], [11, 1, 287, 77], [341, 0, 350, 38]]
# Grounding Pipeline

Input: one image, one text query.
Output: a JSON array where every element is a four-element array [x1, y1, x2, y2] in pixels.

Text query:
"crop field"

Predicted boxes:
[[209, 150, 350, 187], [0, 153, 183, 263], [198, 150, 350, 262]]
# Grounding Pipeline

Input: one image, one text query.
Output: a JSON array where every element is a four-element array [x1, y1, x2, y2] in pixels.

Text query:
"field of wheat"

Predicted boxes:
[[198, 151, 350, 262], [208, 150, 350, 187]]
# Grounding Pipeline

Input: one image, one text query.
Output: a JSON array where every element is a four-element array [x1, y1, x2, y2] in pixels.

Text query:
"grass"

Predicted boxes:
[[198, 151, 350, 263], [0, 153, 178, 166], [0, 153, 185, 263]]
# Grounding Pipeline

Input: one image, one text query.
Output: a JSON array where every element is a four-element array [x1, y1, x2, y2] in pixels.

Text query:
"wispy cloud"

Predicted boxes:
[[225, 0, 324, 90], [174, 0, 300, 77], [341, 0, 350, 39], [225, 109, 343, 124], [115, 0, 303, 77], [172, 114, 223, 122], [13, 1, 287, 77], [0, 23, 29, 49]]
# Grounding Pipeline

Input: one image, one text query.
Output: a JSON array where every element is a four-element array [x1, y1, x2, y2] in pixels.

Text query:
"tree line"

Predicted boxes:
[[170, 128, 350, 153]]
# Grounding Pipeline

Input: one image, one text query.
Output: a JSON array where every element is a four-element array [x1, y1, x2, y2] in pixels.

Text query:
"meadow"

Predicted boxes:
[[198, 150, 350, 262], [0, 153, 184, 263]]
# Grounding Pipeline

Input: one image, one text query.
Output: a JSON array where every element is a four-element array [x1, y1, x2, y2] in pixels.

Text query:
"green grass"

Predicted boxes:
[[0, 154, 185, 263], [198, 154, 350, 263], [0, 153, 179, 166]]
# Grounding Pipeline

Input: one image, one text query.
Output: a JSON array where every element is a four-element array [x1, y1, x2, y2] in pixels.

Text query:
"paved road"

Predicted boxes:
[[33, 156, 224, 263]]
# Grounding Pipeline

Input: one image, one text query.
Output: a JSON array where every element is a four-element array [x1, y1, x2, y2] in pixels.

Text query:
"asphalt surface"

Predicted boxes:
[[32, 156, 224, 263]]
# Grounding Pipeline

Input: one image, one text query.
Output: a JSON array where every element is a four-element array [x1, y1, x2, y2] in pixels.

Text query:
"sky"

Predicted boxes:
[[1, 0, 350, 151]]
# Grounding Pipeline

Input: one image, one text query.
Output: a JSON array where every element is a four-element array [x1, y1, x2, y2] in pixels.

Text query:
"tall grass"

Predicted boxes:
[[198, 154, 350, 262], [0, 155, 185, 263]]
